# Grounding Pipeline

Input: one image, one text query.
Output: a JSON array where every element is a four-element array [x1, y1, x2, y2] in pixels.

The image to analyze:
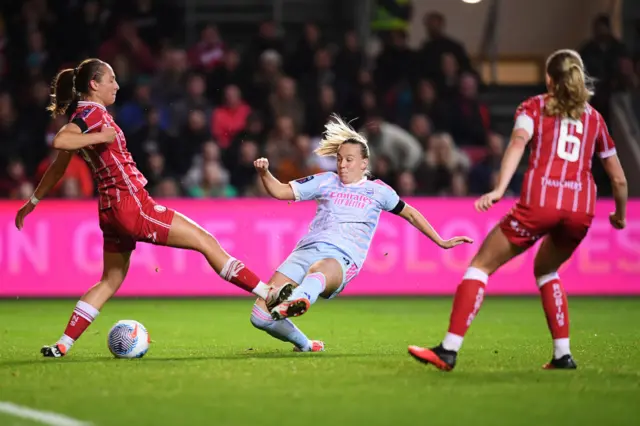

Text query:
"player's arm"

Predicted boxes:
[[396, 202, 473, 249], [253, 157, 295, 200], [33, 150, 74, 200], [601, 154, 628, 228], [493, 127, 529, 196], [52, 122, 115, 151], [15, 150, 74, 230]]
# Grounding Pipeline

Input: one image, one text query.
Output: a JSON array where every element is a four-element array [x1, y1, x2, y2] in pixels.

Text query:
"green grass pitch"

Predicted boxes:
[[0, 298, 639, 426]]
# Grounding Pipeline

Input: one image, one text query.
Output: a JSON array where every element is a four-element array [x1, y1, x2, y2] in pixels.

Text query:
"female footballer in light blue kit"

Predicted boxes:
[[249, 115, 473, 352]]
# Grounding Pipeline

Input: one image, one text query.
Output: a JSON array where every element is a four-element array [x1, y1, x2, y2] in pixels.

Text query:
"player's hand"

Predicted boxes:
[[439, 236, 474, 249], [100, 127, 117, 144], [609, 212, 626, 230], [15, 200, 36, 231], [253, 157, 270, 174], [475, 189, 504, 212]]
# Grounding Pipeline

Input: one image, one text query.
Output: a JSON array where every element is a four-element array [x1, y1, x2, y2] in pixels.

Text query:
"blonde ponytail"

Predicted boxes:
[[314, 113, 370, 158], [545, 49, 595, 120]]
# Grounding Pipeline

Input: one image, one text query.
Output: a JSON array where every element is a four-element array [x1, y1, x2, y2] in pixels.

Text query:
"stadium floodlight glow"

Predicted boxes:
[[462, 0, 482, 3]]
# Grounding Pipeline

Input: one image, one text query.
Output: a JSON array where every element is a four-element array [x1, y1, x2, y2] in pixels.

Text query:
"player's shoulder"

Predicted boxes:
[[583, 103, 604, 123], [71, 102, 105, 121], [368, 178, 396, 196], [293, 171, 336, 185], [516, 94, 545, 116]]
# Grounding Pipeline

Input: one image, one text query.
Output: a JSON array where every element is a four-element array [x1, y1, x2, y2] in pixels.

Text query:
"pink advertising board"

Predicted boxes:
[[0, 198, 638, 297]]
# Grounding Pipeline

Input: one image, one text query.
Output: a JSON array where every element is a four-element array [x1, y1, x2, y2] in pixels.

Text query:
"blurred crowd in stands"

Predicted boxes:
[[0, 1, 629, 200]]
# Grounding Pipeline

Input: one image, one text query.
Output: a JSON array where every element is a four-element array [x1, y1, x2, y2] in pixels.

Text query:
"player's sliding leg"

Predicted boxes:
[[166, 212, 292, 309], [408, 226, 524, 370], [533, 236, 579, 369], [249, 272, 323, 352], [270, 258, 343, 320], [42, 251, 132, 357]]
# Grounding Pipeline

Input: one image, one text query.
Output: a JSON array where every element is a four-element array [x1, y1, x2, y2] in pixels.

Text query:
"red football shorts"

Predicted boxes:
[[99, 190, 175, 253], [499, 202, 593, 250]]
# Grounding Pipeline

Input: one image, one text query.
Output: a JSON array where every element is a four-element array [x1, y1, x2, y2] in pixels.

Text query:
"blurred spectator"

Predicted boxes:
[[264, 115, 296, 170], [0, 92, 31, 172], [229, 139, 259, 195], [0, 159, 30, 198], [299, 48, 340, 106], [306, 84, 338, 136], [125, 0, 167, 50], [396, 171, 417, 197], [251, 49, 284, 110], [371, 154, 396, 187], [248, 21, 285, 64], [417, 11, 472, 82], [275, 134, 323, 182], [98, 19, 155, 74], [170, 72, 212, 134], [209, 48, 250, 103], [269, 77, 305, 131], [409, 113, 432, 150], [374, 30, 413, 94], [130, 107, 176, 169], [580, 15, 626, 123], [335, 30, 364, 86], [414, 132, 470, 195], [288, 23, 323, 79], [360, 113, 423, 172], [151, 48, 188, 104], [154, 177, 181, 198], [211, 85, 251, 149], [443, 73, 490, 147], [117, 78, 169, 133], [183, 140, 223, 189], [25, 29, 55, 79], [188, 24, 225, 72], [167, 109, 211, 175], [187, 162, 236, 198], [145, 152, 174, 191]]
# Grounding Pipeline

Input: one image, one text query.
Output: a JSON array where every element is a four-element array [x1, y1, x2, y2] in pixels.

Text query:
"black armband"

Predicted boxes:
[[71, 117, 88, 133], [390, 199, 406, 215]]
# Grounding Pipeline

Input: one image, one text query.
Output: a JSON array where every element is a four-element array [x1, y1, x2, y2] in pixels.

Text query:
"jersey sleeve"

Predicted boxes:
[[595, 113, 617, 158], [70, 107, 104, 134], [513, 97, 540, 142], [373, 180, 402, 212], [288, 172, 333, 202]]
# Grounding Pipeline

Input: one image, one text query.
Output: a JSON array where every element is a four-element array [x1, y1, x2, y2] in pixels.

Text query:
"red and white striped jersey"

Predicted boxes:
[[513, 95, 616, 215], [70, 101, 148, 210]]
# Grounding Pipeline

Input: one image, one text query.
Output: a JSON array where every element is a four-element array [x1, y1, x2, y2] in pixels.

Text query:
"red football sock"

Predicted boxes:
[[57, 300, 100, 352], [442, 267, 489, 352], [538, 274, 569, 339], [219, 257, 260, 292]]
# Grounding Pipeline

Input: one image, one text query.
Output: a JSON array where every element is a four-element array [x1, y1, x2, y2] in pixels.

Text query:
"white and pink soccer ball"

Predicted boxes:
[[107, 320, 150, 359]]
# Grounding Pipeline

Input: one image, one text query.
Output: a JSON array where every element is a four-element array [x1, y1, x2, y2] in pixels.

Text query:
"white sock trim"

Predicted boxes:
[[75, 300, 99, 321], [536, 272, 560, 288], [463, 267, 489, 284], [442, 332, 464, 352], [219, 257, 237, 280], [553, 338, 571, 358], [252, 282, 270, 300]]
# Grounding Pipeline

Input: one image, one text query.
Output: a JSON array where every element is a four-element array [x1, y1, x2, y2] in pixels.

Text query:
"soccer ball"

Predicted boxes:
[[107, 320, 150, 359]]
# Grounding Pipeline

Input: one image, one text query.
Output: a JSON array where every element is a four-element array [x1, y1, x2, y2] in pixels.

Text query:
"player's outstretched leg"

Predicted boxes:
[[250, 300, 324, 352], [534, 236, 579, 370], [249, 272, 323, 352], [409, 226, 523, 371], [270, 258, 343, 320], [42, 251, 132, 357], [166, 212, 288, 309]]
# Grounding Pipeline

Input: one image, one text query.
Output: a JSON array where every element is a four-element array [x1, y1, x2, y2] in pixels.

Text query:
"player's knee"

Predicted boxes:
[[250, 308, 272, 330]]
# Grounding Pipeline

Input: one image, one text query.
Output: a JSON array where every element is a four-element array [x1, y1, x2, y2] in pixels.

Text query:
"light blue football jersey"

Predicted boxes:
[[289, 172, 401, 267]]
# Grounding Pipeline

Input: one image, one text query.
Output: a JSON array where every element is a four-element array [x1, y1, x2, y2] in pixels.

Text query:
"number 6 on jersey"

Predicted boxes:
[[557, 118, 582, 162]]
